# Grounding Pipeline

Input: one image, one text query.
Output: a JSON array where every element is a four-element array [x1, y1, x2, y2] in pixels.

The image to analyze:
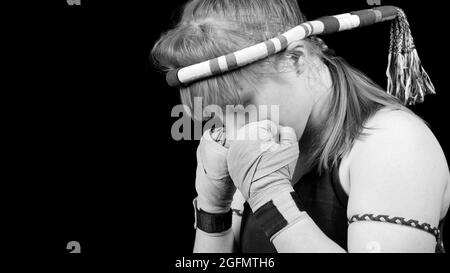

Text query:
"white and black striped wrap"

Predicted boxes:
[[165, 5, 435, 106], [166, 6, 398, 87]]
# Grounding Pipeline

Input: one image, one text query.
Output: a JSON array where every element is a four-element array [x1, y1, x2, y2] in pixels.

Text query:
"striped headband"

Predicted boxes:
[[166, 5, 435, 106]]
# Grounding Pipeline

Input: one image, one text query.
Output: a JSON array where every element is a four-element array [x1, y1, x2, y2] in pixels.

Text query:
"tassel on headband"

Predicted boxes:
[[166, 6, 435, 106], [386, 9, 435, 105]]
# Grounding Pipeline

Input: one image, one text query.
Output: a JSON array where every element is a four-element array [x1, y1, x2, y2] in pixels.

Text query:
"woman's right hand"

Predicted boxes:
[[195, 127, 236, 214], [226, 120, 299, 212]]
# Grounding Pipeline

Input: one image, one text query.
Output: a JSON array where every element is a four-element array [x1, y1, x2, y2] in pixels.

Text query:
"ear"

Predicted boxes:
[[284, 40, 308, 75]]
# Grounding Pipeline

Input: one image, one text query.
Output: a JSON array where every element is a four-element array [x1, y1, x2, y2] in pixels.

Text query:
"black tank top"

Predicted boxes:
[[239, 164, 446, 253]]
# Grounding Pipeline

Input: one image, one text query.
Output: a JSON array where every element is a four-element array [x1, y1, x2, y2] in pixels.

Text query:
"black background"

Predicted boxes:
[[10, 0, 449, 262]]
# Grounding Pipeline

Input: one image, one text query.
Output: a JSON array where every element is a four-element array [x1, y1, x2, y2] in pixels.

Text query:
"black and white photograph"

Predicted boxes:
[[10, 0, 450, 269]]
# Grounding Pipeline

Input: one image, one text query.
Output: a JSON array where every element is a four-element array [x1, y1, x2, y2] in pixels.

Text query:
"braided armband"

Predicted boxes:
[[348, 214, 440, 241]]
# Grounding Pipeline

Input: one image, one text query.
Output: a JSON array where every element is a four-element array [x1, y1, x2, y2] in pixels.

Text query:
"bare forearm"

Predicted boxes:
[[272, 215, 346, 253], [193, 228, 235, 253]]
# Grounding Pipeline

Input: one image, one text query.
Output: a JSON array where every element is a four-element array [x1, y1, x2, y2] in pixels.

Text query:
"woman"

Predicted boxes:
[[152, 0, 450, 252]]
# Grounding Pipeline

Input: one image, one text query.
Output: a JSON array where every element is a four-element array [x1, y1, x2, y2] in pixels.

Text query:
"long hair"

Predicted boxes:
[[152, 0, 411, 171]]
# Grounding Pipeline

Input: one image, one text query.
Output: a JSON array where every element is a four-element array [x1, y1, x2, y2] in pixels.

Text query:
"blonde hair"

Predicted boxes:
[[152, 0, 410, 171]]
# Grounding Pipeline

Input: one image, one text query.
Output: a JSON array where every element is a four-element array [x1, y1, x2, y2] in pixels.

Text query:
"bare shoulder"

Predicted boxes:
[[367, 108, 430, 133], [346, 108, 450, 218], [344, 108, 449, 175], [339, 108, 442, 187], [354, 108, 447, 167]]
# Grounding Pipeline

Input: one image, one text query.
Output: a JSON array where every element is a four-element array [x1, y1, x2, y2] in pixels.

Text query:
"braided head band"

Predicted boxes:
[[166, 5, 435, 106]]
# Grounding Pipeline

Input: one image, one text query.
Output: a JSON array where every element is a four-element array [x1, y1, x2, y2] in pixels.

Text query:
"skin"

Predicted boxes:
[[194, 40, 450, 253]]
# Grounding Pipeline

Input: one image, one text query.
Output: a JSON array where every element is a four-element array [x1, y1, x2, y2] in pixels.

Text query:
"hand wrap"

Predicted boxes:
[[227, 120, 307, 241], [195, 127, 236, 214]]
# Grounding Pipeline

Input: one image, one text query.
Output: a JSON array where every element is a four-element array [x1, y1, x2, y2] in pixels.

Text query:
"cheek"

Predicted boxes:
[[277, 90, 314, 138], [252, 99, 310, 140], [279, 104, 310, 138], [251, 83, 313, 132]]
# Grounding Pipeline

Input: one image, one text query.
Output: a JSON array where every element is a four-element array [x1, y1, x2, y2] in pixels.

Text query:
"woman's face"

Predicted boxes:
[[222, 41, 332, 141], [250, 42, 333, 140]]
